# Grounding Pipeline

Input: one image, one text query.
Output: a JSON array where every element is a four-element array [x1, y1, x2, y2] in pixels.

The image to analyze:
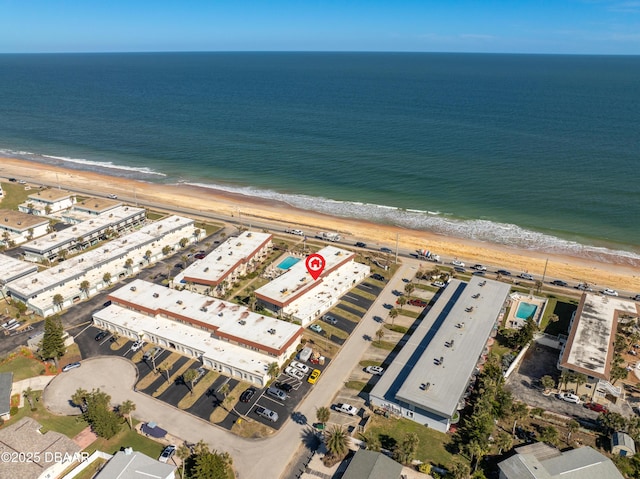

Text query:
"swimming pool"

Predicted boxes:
[[277, 256, 300, 270], [516, 302, 538, 320]]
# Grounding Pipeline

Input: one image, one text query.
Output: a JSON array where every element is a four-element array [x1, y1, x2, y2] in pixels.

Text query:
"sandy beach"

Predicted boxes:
[[2, 156, 639, 292]]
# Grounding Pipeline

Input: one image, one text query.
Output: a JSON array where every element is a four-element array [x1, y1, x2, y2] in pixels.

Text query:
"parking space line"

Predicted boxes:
[[75, 323, 93, 337]]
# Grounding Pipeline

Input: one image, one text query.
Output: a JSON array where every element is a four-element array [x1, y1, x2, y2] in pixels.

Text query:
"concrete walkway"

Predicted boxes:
[[42, 259, 419, 479], [12, 374, 55, 407]]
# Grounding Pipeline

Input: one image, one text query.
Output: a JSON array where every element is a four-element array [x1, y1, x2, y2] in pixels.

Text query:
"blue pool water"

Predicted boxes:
[[516, 302, 538, 320], [278, 256, 300, 270]]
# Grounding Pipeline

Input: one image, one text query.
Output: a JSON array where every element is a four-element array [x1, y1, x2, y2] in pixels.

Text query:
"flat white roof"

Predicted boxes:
[[371, 276, 511, 419], [0, 254, 38, 285], [175, 231, 272, 285], [22, 205, 145, 254], [560, 293, 639, 380], [8, 215, 194, 299], [109, 279, 301, 354], [94, 305, 274, 377], [255, 245, 355, 305]]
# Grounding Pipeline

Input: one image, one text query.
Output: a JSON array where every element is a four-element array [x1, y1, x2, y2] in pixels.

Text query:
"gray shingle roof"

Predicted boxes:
[[342, 450, 403, 479], [0, 372, 13, 416]]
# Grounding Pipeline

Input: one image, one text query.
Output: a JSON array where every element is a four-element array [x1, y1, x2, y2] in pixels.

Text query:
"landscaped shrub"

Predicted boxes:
[[10, 406, 18, 416]]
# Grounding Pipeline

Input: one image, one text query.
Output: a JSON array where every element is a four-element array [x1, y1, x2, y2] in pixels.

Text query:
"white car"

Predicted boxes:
[[602, 288, 619, 297], [451, 259, 465, 267], [284, 366, 305, 380], [365, 366, 384, 375], [432, 281, 446, 288], [107, 193, 118, 199], [336, 403, 359, 416], [557, 392, 580, 404], [471, 264, 487, 271], [131, 340, 145, 352], [519, 273, 534, 280], [290, 361, 310, 374]]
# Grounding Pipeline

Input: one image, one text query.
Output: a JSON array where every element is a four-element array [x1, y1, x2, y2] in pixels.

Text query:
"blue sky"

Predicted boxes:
[[1, 0, 639, 54]]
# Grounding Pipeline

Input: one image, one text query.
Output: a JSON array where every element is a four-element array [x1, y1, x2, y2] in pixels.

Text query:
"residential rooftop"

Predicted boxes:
[[72, 197, 122, 214], [109, 279, 302, 354], [0, 254, 38, 286], [27, 188, 74, 203], [0, 209, 49, 232], [176, 231, 272, 286], [372, 276, 511, 420], [255, 245, 355, 306], [560, 293, 639, 380], [94, 449, 176, 479], [0, 372, 12, 416]]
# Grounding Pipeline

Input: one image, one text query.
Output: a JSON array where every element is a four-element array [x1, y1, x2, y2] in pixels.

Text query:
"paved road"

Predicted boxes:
[[42, 259, 417, 479]]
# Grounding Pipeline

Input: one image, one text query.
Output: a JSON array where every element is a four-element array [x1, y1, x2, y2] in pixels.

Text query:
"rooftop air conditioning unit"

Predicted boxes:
[[130, 286, 136, 291], [239, 320, 246, 325], [176, 300, 183, 305], [153, 293, 159, 298]]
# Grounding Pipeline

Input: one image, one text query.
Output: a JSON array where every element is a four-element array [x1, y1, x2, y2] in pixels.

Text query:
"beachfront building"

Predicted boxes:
[[21, 205, 146, 262], [498, 443, 624, 479], [61, 196, 123, 224], [0, 210, 50, 247], [6, 215, 197, 317], [94, 449, 176, 479], [93, 279, 303, 386], [557, 292, 639, 402], [254, 245, 370, 326], [0, 254, 38, 292], [369, 276, 511, 433], [173, 231, 272, 295], [18, 188, 76, 216]]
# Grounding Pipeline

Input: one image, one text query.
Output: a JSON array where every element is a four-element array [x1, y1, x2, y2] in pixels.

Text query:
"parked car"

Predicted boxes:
[[159, 445, 176, 463], [322, 315, 338, 325], [365, 366, 384, 375], [380, 247, 393, 253], [584, 402, 608, 413], [602, 288, 619, 296], [371, 273, 385, 281], [143, 346, 163, 361], [496, 269, 512, 276], [519, 273, 534, 280], [103, 300, 112, 307], [354, 242, 367, 248], [451, 259, 465, 267], [576, 283, 594, 291], [471, 264, 487, 271], [254, 406, 279, 422], [240, 387, 257, 403], [107, 193, 118, 199], [408, 299, 427, 307], [193, 367, 206, 384], [472, 270, 486, 276], [274, 382, 292, 393], [131, 340, 145, 352], [335, 403, 358, 416], [432, 281, 446, 288], [284, 366, 305, 380], [62, 362, 81, 372], [454, 266, 466, 273], [266, 386, 288, 401], [556, 392, 580, 404], [95, 330, 108, 341], [633, 294, 640, 301], [194, 253, 206, 259], [551, 280, 568, 287], [309, 324, 324, 334], [307, 368, 321, 384], [290, 361, 310, 374]]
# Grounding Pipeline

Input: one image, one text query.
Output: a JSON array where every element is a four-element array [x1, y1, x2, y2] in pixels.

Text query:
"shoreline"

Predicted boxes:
[[1, 156, 639, 292]]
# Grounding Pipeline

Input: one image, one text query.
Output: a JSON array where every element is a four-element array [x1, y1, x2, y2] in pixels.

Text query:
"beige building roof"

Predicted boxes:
[[0, 210, 49, 232]]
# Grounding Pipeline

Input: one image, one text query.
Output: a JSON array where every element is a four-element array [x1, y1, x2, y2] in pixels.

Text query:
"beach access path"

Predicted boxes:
[[43, 260, 417, 478]]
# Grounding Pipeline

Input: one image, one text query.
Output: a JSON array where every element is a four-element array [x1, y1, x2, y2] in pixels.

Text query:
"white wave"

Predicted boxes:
[[183, 181, 640, 266], [0, 148, 166, 177]]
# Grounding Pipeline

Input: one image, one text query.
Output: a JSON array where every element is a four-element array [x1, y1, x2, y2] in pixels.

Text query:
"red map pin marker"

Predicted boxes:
[[305, 254, 326, 280]]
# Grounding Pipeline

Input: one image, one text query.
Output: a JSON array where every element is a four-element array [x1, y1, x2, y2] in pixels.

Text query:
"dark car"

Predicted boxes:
[[354, 242, 367, 248], [371, 273, 385, 281], [584, 402, 608, 413], [380, 247, 393, 253], [240, 387, 257, 403], [496, 269, 512, 276], [103, 300, 112, 307], [551, 280, 568, 287], [194, 253, 206, 259], [409, 299, 427, 307], [95, 331, 108, 341], [453, 266, 466, 273], [8, 178, 17, 182], [274, 382, 293, 393]]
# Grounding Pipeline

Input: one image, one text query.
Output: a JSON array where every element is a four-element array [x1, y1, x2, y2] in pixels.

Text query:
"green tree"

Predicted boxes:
[[102, 272, 112, 285], [183, 369, 198, 394], [358, 431, 381, 452], [539, 425, 559, 446], [186, 442, 233, 479], [248, 292, 258, 311], [394, 432, 419, 465], [566, 419, 579, 443], [450, 461, 471, 479], [145, 250, 153, 264], [611, 365, 628, 385], [83, 389, 121, 439], [176, 443, 191, 478], [599, 411, 627, 435], [572, 373, 587, 394], [52, 294, 64, 311], [80, 280, 90, 298], [40, 316, 66, 367], [23, 387, 36, 410], [560, 369, 572, 391], [404, 282, 415, 295], [495, 432, 513, 455], [119, 400, 136, 429], [388, 308, 399, 325], [325, 426, 349, 459], [316, 406, 330, 426], [158, 361, 171, 383], [179, 237, 189, 248], [466, 439, 489, 472], [267, 362, 280, 381], [162, 245, 172, 256], [375, 327, 385, 345], [71, 388, 88, 412], [510, 401, 529, 436], [540, 375, 555, 393], [397, 296, 407, 310]]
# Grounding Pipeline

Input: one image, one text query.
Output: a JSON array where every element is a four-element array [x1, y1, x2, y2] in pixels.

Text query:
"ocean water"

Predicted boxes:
[[0, 52, 639, 263]]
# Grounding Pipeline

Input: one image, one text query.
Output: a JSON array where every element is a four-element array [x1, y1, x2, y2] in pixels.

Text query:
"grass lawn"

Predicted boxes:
[[152, 359, 196, 397], [231, 417, 275, 439], [542, 299, 578, 336], [70, 458, 107, 479], [302, 331, 339, 358], [345, 380, 373, 394], [359, 359, 382, 368], [415, 283, 439, 293], [398, 309, 420, 319], [318, 322, 349, 340], [0, 355, 47, 381], [384, 324, 409, 334], [145, 210, 166, 221], [85, 425, 165, 458], [178, 371, 219, 409], [0, 181, 32, 209], [368, 416, 460, 468], [372, 340, 396, 351]]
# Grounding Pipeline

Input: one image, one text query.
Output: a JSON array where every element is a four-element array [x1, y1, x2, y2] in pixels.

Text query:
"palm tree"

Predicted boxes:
[[388, 308, 399, 325], [162, 245, 172, 256], [316, 406, 330, 427], [219, 383, 231, 409], [124, 258, 133, 273], [23, 387, 36, 410], [540, 375, 555, 394], [394, 432, 419, 465], [145, 250, 152, 264], [325, 426, 349, 458], [181, 254, 189, 266], [119, 400, 136, 429], [158, 361, 171, 383], [102, 272, 112, 286], [183, 369, 198, 394], [397, 296, 407, 310], [71, 388, 88, 412], [573, 373, 587, 395], [404, 282, 415, 296], [449, 461, 471, 479], [495, 432, 513, 454], [267, 362, 280, 381], [566, 419, 579, 443], [52, 294, 64, 311], [248, 292, 257, 311], [179, 237, 189, 248], [560, 369, 572, 391], [358, 431, 381, 452], [511, 401, 528, 436], [375, 328, 385, 345], [466, 439, 488, 473], [80, 280, 90, 298], [540, 425, 559, 446], [176, 443, 191, 478]]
